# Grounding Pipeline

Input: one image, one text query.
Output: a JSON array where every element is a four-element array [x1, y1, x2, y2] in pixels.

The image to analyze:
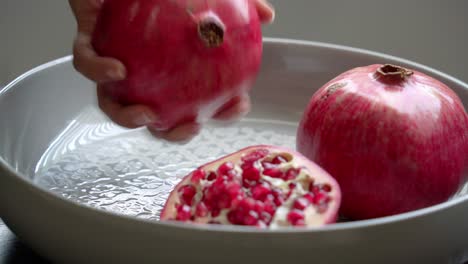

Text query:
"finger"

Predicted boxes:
[[148, 122, 201, 143], [254, 0, 275, 24], [213, 94, 251, 121], [97, 85, 158, 128], [73, 33, 127, 82], [69, 0, 103, 34]]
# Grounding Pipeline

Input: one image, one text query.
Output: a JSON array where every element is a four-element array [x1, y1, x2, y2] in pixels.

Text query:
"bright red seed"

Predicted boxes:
[[242, 165, 261, 182], [313, 192, 331, 205], [251, 183, 272, 201], [206, 172, 217, 181], [272, 155, 288, 164], [261, 161, 276, 170], [244, 210, 259, 226], [191, 169, 206, 184], [271, 189, 284, 206], [211, 208, 221, 217], [241, 149, 269, 164], [310, 183, 332, 193], [293, 197, 309, 210], [176, 204, 192, 221], [218, 162, 235, 176], [284, 168, 300, 180], [178, 185, 197, 206], [287, 210, 305, 226], [195, 202, 208, 217], [263, 200, 277, 216], [263, 167, 284, 178], [303, 193, 315, 204], [321, 184, 332, 192]]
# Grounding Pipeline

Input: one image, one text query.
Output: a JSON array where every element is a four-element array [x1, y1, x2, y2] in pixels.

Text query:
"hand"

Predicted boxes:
[[69, 0, 275, 142]]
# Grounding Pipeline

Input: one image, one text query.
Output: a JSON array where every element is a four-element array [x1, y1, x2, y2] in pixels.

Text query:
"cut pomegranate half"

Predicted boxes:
[[161, 145, 341, 229]]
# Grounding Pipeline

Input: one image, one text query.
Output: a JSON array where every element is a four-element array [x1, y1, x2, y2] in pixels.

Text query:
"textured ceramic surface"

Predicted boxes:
[[0, 39, 467, 264]]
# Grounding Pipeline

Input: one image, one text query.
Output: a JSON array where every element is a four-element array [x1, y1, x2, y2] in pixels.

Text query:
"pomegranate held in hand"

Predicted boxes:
[[92, 0, 263, 130], [161, 145, 341, 228], [297, 64, 468, 220]]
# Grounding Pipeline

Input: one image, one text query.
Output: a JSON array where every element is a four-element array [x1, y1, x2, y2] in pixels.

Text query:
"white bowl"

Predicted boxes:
[[0, 38, 467, 264]]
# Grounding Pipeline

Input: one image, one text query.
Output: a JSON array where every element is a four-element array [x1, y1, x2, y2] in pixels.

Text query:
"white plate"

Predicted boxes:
[[0, 38, 467, 264]]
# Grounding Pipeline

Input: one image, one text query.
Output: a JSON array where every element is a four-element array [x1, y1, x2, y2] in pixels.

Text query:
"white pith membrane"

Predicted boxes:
[[163, 148, 337, 229]]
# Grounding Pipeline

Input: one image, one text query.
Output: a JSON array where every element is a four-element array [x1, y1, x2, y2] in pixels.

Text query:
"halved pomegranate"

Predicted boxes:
[[161, 145, 341, 229]]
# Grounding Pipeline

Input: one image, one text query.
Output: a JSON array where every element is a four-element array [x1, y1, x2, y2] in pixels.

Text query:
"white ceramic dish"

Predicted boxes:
[[0, 38, 467, 264]]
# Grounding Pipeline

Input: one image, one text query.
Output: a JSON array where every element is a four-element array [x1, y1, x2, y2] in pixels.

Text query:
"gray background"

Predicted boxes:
[[1, 0, 467, 85]]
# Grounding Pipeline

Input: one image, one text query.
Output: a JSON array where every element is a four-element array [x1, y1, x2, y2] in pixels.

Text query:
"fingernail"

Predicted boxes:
[[261, 0, 275, 23], [134, 112, 157, 126], [107, 67, 126, 80], [92, 0, 104, 8]]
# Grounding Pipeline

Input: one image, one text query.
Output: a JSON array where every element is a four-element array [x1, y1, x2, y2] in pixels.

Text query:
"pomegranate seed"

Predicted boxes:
[[263, 200, 277, 215], [224, 169, 239, 181], [256, 220, 267, 228], [260, 212, 272, 223], [178, 185, 197, 206], [284, 168, 300, 180], [321, 183, 332, 192], [191, 169, 206, 183], [244, 210, 259, 226], [271, 189, 284, 206], [251, 183, 272, 201], [272, 155, 288, 164], [253, 201, 264, 212], [218, 162, 234, 176], [216, 182, 241, 209], [310, 183, 332, 193], [288, 182, 296, 189], [303, 193, 315, 204], [211, 208, 221, 217], [293, 197, 309, 210], [206, 172, 217, 181], [287, 210, 305, 226], [241, 149, 269, 164], [195, 202, 208, 217], [293, 219, 306, 226], [227, 210, 240, 224], [263, 167, 284, 178], [176, 204, 192, 221], [242, 165, 261, 182], [261, 161, 276, 170], [313, 193, 331, 205], [242, 179, 255, 188]]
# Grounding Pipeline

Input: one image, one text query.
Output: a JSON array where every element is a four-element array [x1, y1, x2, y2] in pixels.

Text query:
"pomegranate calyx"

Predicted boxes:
[[198, 16, 225, 48], [374, 64, 414, 83]]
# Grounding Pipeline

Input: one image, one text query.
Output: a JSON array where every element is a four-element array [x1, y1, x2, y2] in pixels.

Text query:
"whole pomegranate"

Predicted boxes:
[[161, 145, 341, 228], [297, 64, 468, 220], [92, 0, 263, 130]]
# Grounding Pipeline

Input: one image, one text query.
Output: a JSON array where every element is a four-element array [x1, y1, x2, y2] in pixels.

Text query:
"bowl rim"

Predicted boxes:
[[1, 37, 467, 234]]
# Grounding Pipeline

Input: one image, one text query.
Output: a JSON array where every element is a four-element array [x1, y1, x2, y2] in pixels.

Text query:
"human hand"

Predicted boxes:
[[69, 0, 275, 142]]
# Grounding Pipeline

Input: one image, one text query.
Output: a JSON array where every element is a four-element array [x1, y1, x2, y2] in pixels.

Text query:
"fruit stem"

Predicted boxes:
[[374, 64, 413, 83], [198, 17, 225, 48]]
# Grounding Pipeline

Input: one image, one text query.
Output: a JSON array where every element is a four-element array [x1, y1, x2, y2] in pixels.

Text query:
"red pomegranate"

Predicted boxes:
[[297, 64, 468, 220], [92, 0, 263, 130], [161, 145, 341, 228]]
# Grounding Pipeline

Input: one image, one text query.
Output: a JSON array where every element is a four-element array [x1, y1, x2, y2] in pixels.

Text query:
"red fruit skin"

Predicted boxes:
[[92, 0, 263, 130], [297, 64, 468, 220]]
